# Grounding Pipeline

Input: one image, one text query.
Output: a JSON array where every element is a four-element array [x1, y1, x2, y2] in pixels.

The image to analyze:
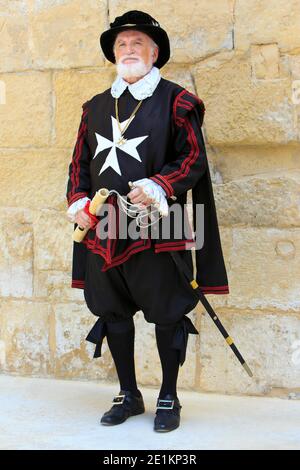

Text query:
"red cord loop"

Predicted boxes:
[[83, 200, 99, 229]]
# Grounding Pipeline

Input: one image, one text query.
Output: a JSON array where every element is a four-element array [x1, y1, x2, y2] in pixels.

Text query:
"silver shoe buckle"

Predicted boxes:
[[112, 394, 126, 405], [156, 399, 174, 410]]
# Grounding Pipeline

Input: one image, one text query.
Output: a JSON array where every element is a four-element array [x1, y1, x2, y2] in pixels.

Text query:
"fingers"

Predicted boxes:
[[127, 187, 144, 203], [140, 197, 154, 206], [128, 187, 153, 205], [75, 209, 91, 229]]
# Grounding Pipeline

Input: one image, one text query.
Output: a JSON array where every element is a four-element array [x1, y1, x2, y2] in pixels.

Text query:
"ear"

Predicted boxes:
[[154, 47, 159, 62]]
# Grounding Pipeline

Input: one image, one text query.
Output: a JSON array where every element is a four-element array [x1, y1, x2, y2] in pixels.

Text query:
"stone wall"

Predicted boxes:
[[0, 0, 300, 398]]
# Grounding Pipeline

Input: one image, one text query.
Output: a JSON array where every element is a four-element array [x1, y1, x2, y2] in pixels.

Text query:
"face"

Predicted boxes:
[[113, 30, 159, 81]]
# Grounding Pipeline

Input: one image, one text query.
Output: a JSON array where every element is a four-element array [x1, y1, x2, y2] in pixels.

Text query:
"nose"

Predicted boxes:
[[125, 45, 135, 54]]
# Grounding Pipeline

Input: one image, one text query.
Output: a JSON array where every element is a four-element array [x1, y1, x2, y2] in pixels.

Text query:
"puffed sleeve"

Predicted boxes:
[[149, 89, 206, 198]]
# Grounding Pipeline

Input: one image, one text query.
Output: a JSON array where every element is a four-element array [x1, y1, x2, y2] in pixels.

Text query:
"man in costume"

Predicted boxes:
[[66, 10, 229, 432]]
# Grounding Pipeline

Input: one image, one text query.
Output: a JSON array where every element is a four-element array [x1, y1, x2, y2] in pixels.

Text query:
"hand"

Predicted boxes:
[[74, 208, 92, 229], [127, 186, 154, 209]]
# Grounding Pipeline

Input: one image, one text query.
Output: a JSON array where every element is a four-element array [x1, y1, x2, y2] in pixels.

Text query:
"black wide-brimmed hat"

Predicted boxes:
[[100, 10, 170, 69]]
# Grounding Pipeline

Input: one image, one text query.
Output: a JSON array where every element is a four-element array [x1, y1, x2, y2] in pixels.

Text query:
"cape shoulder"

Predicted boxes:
[[172, 86, 206, 128], [80, 87, 112, 111]]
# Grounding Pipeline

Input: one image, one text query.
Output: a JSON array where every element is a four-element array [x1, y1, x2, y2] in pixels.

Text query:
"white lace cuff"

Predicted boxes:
[[130, 178, 169, 217], [66, 197, 90, 223]]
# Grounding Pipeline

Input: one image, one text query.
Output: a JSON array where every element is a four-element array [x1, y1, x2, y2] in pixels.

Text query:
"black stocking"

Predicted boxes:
[[106, 317, 140, 396], [155, 323, 181, 398]]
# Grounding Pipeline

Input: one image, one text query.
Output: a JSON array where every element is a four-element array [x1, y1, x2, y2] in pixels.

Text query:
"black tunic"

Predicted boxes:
[[66, 77, 229, 295]]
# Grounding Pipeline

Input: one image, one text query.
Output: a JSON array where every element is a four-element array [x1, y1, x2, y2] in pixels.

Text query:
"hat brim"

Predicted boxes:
[[100, 24, 170, 69]]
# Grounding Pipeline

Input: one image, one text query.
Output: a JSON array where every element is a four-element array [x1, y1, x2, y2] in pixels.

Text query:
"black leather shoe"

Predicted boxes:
[[154, 393, 182, 432], [100, 389, 145, 426]]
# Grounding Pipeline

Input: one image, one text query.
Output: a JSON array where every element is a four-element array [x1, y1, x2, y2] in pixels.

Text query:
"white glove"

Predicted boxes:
[[66, 196, 91, 223], [130, 178, 169, 217]]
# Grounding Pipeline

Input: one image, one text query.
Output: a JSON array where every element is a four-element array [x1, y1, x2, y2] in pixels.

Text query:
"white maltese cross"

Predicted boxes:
[[93, 115, 148, 175]]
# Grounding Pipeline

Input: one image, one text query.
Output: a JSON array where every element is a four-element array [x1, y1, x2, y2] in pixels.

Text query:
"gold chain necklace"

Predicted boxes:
[[115, 97, 143, 145]]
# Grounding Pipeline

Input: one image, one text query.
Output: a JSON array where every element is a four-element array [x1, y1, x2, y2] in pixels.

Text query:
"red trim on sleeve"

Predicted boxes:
[[68, 191, 90, 207], [67, 106, 88, 204], [163, 110, 200, 185], [150, 89, 202, 197], [149, 174, 174, 198]]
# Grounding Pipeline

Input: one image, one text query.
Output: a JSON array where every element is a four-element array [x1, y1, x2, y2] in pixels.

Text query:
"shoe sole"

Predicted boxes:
[[100, 408, 145, 426], [153, 425, 179, 432]]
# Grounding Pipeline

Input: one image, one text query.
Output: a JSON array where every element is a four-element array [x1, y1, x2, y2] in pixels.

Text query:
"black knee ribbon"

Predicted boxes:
[[85, 317, 134, 358], [156, 316, 199, 367]]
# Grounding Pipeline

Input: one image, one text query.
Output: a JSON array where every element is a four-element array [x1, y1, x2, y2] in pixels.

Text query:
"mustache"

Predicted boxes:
[[122, 57, 140, 61]]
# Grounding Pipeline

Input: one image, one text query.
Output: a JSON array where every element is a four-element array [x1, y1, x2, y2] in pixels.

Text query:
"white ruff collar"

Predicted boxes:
[[111, 66, 161, 100]]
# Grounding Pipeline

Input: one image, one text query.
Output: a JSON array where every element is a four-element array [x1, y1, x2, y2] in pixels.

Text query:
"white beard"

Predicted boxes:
[[116, 56, 153, 80]]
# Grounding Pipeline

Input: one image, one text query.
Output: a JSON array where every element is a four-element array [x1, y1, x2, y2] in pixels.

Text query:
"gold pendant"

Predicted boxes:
[[117, 136, 127, 146]]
